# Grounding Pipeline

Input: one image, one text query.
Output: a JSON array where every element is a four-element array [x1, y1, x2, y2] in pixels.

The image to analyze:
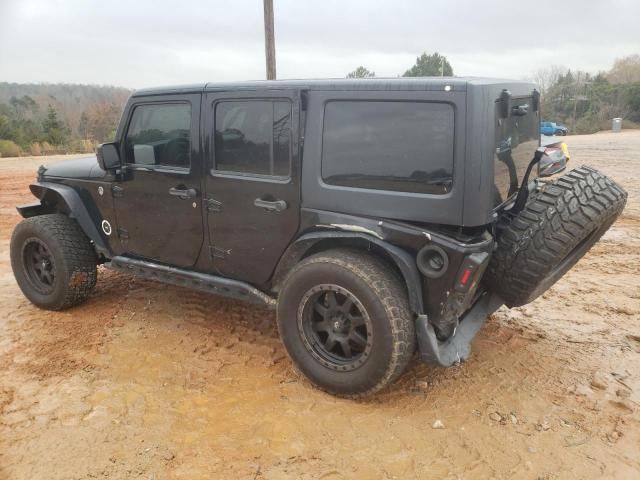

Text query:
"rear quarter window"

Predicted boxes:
[[321, 101, 454, 194]]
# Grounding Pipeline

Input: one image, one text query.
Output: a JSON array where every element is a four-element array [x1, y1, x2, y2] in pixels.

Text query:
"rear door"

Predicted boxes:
[[203, 90, 301, 285]]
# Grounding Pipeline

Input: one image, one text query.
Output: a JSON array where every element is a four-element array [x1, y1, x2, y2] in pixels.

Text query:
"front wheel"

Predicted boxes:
[[10, 214, 98, 310], [276, 249, 415, 397]]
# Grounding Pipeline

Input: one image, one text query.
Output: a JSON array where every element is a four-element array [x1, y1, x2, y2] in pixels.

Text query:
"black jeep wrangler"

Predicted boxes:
[[11, 78, 627, 397]]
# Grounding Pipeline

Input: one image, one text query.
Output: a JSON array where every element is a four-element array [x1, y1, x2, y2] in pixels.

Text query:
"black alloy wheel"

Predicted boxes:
[[276, 248, 415, 397], [22, 238, 56, 294], [297, 284, 373, 372]]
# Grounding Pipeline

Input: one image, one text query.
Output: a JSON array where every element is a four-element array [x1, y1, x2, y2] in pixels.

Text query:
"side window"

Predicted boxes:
[[214, 100, 291, 177], [321, 101, 454, 194], [125, 103, 191, 169]]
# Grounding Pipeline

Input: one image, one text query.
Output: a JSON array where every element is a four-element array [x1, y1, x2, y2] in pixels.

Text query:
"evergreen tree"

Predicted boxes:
[[347, 66, 375, 78], [403, 52, 453, 77], [42, 104, 68, 145]]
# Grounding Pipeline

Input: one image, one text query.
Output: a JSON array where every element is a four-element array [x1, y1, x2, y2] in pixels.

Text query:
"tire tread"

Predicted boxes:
[[485, 166, 627, 307], [11, 214, 98, 310], [279, 248, 415, 398]]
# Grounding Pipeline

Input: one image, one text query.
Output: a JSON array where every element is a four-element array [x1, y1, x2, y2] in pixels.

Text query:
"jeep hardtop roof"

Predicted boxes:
[[132, 77, 534, 97]]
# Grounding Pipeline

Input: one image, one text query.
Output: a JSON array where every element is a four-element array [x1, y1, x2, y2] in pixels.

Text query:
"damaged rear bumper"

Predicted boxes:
[[416, 292, 504, 367]]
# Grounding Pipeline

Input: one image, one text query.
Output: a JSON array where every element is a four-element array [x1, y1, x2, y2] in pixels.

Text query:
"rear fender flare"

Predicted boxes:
[[19, 182, 112, 257], [272, 231, 424, 314]]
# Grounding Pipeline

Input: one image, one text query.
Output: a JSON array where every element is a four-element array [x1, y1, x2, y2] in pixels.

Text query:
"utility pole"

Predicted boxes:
[[263, 0, 276, 80]]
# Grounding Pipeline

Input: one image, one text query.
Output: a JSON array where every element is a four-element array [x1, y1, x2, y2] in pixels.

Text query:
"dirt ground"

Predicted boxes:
[[0, 134, 639, 480]]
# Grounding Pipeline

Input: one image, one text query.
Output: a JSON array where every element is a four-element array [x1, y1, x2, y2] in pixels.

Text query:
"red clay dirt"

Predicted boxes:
[[0, 134, 639, 479]]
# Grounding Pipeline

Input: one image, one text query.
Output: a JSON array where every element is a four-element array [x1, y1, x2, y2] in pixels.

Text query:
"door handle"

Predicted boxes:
[[254, 198, 288, 212], [168, 187, 198, 199]]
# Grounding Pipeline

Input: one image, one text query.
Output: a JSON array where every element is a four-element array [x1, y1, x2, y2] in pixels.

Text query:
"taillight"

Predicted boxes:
[[454, 252, 490, 293], [459, 268, 472, 286]]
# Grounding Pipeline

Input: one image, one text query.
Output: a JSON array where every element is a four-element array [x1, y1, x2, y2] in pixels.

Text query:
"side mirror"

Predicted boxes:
[[96, 142, 120, 171]]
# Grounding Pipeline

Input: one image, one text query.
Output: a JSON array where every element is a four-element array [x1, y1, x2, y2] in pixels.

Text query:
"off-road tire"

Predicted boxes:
[[485, 166, 627, 307], [277, 248, 415, 397], [11, 214, 98, 310]]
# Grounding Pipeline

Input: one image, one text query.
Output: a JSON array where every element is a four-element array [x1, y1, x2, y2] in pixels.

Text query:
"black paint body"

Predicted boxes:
[[17, 78, 541, 366]]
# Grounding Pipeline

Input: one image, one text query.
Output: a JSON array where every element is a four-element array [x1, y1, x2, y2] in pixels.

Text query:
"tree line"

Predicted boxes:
[[533, 55, 640, 133], [2, 53, 638, 157], [349, 52, 640, 134], [347, 52, 453, 79], [0, 83, 129, 157]]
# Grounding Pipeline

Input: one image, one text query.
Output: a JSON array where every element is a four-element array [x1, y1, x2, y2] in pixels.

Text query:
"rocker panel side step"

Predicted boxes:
[[106, 256, 276, 307]]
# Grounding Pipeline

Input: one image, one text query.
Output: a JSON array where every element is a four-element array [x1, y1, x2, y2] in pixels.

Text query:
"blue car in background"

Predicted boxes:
[[540, 121, 568, 136]]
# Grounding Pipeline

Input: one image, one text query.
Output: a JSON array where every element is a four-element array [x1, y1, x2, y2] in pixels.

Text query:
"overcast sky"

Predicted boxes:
[[1, 0, 638, 89]]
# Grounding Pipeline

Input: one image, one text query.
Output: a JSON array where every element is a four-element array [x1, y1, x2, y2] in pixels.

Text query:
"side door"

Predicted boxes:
[[112, 94, 204, 268], [203, 91, 301, 285]]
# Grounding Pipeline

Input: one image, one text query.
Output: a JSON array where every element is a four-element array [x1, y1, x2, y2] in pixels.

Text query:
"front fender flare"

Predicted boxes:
[[272, 231, 424, 314], [19, 182, 112, 257]]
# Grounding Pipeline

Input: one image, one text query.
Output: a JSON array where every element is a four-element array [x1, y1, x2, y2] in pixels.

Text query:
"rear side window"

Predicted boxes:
[[321, 101, 454, 194], [125, 103, 191, 168], [214, 100, 291, 177]]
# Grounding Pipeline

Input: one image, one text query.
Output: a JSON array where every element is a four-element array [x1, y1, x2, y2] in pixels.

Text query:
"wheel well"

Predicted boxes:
[[26, 185, 110, 262], [27, 186, 70, 216], [272, 236, 420, 313], [302, 237, 404, 280], [41, 189, 71, 214]]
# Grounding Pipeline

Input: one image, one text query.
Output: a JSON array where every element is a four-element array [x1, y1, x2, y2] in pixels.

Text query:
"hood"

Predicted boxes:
[[39, 156, 106, 180]]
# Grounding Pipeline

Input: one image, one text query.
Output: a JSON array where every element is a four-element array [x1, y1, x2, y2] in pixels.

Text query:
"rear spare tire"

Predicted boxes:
[[485, 166, 627, 307]]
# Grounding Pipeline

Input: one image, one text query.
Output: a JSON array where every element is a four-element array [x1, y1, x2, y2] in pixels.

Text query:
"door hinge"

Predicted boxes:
[[117, 227, 129, 240], [206, 197, 222, 212], [209, 245, 230, 259], [112, 185, 124, 197]]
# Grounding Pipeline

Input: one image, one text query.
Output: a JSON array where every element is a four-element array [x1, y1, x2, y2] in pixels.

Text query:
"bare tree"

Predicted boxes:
[[608, 54, 640, 84], [531, 65, 567, 95]]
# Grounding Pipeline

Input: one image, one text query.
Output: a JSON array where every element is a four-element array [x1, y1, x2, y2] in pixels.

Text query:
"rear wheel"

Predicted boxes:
[[11, 214, 98, 310], [485, 166, 627, 307], [277, 249, 415, 397]]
